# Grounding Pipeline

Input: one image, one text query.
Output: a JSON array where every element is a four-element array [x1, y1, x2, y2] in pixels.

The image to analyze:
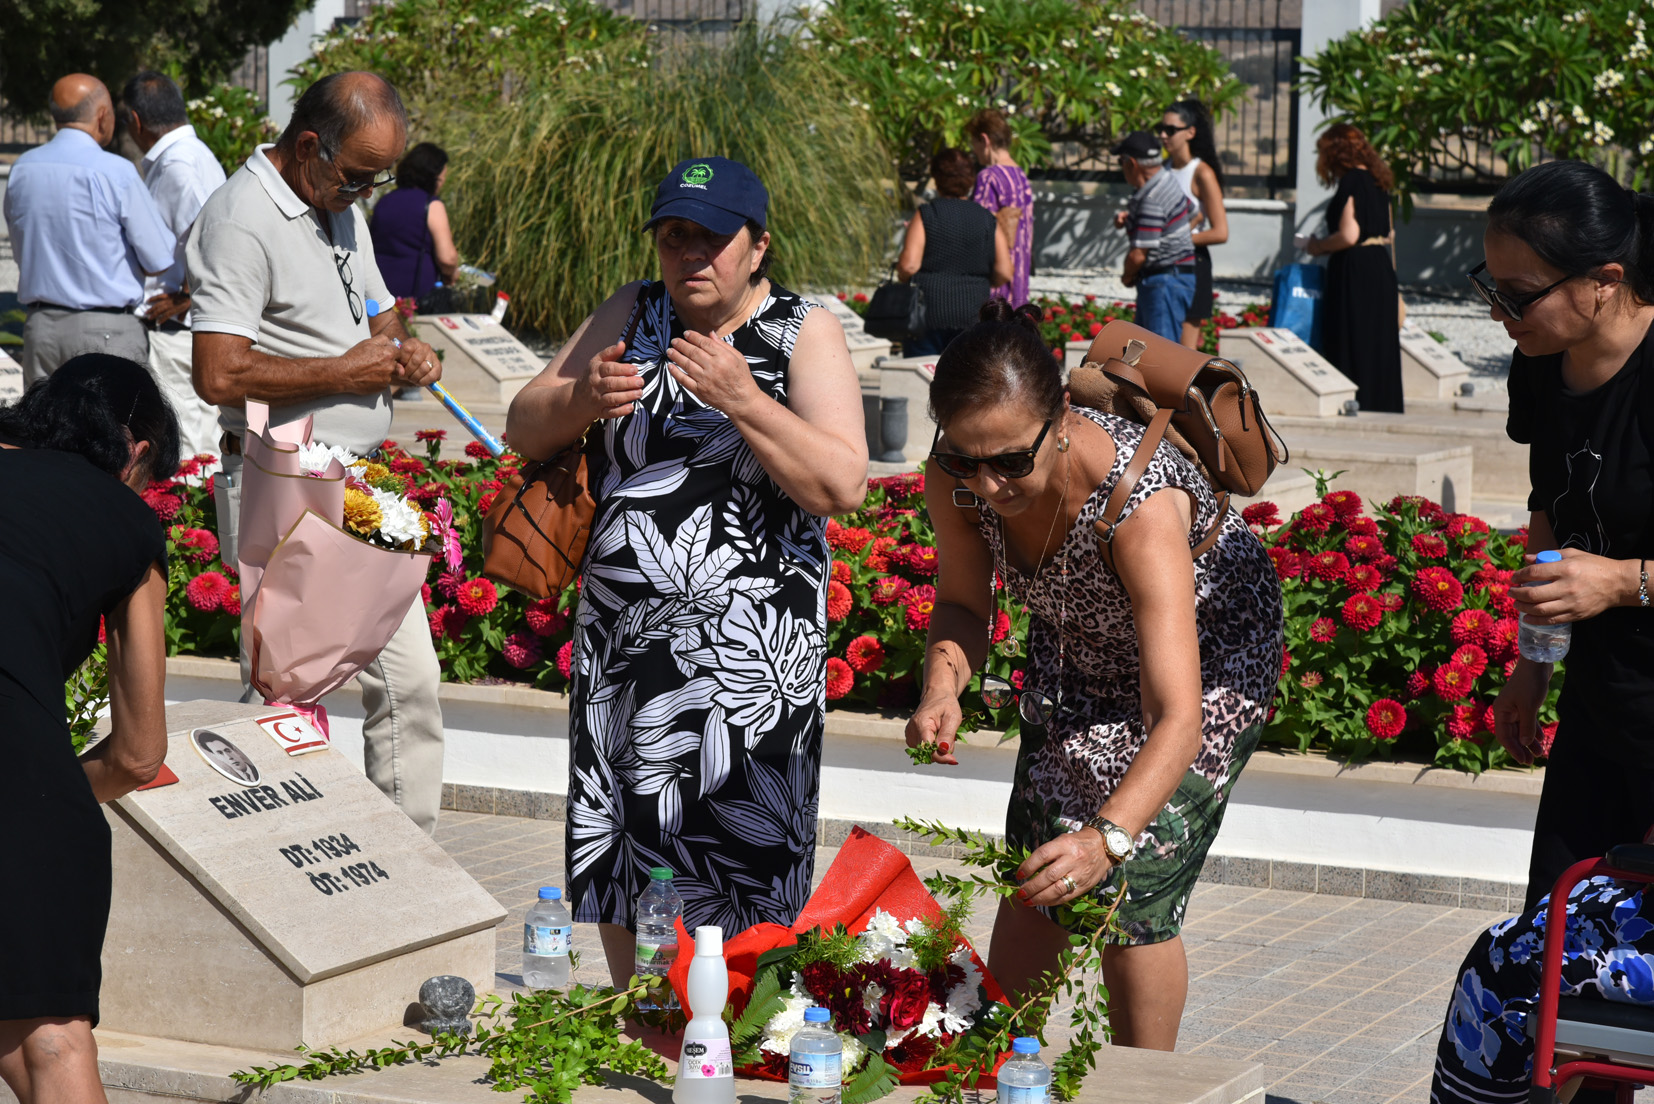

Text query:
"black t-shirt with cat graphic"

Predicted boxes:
[[1508, 322, 1654, 764]]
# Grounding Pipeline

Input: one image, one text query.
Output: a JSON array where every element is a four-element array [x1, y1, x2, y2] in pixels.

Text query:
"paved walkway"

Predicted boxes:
[[436, 811, 1515, 1104]]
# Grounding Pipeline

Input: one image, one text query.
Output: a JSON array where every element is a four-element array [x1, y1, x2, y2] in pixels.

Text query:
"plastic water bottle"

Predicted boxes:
[[635, 867, 683, 1009], [997, 1037, 1051, 1104], [788, 1008, 843, 1104], [490, 292, 510, 324], [1519, 549, 1572, 663], [522, 887, 572, 989], [673, 926, 734, 1104], [458, 263, 497, 286]]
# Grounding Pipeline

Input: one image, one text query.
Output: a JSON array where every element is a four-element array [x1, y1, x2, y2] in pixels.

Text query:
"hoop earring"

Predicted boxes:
[[1057, 436, 1070, 453]]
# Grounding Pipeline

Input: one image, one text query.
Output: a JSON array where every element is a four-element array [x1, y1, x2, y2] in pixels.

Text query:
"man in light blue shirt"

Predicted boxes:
[[122, 70, 227, 460], [2, 74, 175, 383]]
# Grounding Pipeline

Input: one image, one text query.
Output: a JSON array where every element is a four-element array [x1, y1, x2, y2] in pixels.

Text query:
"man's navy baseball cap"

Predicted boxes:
[[1111, 130, 1163, 161], [644, 156, 769, 236]]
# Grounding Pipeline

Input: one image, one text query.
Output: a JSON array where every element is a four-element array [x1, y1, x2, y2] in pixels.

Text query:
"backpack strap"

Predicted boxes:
[[1094, 407, 1229, 572]]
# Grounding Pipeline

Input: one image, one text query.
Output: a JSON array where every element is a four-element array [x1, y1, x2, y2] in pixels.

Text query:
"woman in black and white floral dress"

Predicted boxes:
[[506, 157, 868, 987], [907, 301, 1282, 1049]]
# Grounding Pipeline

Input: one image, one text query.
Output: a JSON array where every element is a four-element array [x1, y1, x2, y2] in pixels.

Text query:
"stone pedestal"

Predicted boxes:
[[1400, 322, 1473, 400], [97, 700, 505, 1052], [875, 355, 939, 463], [411, 313, 543, 406], [1217, 327, 1358, 416]]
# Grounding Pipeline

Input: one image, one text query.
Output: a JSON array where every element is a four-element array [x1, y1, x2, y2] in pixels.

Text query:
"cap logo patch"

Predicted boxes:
[[681, 163, 715, 189]]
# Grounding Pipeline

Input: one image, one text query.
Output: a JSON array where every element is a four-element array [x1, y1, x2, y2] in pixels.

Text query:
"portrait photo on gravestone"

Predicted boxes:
[[191, 727, 260, 786]]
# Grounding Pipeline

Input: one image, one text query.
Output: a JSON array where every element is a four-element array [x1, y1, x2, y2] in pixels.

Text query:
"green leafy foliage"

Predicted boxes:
[[65, 644, 110, 754], [232, 976, 673, 1103], [843, 1052, 900, 1104], [0, 309, 23, 348], [1301, 0, 1654, 206], [186, 83, 277, 177], [806, 0, 1246, 185], [0, 0, 306, 123]]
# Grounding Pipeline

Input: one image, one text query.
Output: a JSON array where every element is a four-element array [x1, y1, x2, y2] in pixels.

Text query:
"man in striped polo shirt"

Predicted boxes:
[[1115, 130, 1197, 342]]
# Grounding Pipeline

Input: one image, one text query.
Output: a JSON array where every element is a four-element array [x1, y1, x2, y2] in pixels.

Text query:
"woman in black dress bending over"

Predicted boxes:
[[1303, 123, 1403, 413], [1478, 163, 1654, 913], [0, 355, 175, 1104]]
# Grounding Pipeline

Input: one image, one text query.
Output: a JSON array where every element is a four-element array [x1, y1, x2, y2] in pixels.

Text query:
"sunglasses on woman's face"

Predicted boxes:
[[930, 418, 1053, 480], [1466, 261, 1577, 322], [981, 673, 1054, 727], [1156, 123, 1192, 136]]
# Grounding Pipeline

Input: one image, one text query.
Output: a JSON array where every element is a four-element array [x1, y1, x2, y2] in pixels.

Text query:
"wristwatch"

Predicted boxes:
[[1084, 816, 1136, 863]]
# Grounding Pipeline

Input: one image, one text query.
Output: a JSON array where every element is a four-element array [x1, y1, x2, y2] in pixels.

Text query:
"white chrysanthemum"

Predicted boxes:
[[760, 994, 812, 1056], [942, 946, 984, 1033], [371, 487, 427, 548], [916, 1001, 949, 1038], [298, 442, 359, 474], [840, 1033, 867, 1072]]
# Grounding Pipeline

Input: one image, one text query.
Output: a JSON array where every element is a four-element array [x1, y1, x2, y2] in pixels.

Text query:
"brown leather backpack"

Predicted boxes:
[[1069, 320, 1287, 565]]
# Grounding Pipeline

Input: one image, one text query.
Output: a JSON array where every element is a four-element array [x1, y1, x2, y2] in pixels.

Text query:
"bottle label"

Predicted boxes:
[[524, 923, 571, 956], [1000, 1084, 1047, 1104], [636, 938, 676, 965], [679, 1038, 733, 1079], [789, 1051, 842, 1087]]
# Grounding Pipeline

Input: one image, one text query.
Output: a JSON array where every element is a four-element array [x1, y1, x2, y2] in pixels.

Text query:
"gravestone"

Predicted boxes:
[[412, 313, 544, 406], [802, 293, 893, 375], [0, 348, 20, 402], [97, 700, 505, 1051], [1399, 322, 1472, 400], [1216, 327, 1358, 417]]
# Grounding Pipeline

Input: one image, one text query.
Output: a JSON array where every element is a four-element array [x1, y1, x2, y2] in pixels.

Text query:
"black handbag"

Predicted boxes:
[[862, 268, 927, 343]]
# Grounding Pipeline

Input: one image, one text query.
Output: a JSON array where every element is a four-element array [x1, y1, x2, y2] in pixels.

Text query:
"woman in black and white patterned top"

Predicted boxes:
[[507, 157, 868, 989], [907, 301, 1282, 1050]]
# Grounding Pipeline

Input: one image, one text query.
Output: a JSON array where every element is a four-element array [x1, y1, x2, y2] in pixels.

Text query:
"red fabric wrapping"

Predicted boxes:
[[664, 825, 1008, 1085]]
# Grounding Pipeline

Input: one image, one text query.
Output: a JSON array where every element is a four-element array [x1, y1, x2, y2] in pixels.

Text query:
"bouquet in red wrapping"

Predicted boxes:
[[666, 827, 1011, 1100]]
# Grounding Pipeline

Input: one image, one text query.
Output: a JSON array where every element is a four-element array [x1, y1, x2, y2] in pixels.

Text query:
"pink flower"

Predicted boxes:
[[524, 597, 568, 637], [502, 630, 542, 670], [556, 640, 574, 679], [825, 657, 854, 699], [434, 498, 463, 572], [1310, 618, 1337, 642], [185, 571, 231, 612]]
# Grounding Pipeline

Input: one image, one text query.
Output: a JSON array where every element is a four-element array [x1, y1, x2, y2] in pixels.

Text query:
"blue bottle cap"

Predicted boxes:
[[538, 887, 561, 900], [1537, 549, 1563, 564], [365, 298, 383, 318], [804, 1007, 830, 1024], [1012, 1036, 1040, 1055]]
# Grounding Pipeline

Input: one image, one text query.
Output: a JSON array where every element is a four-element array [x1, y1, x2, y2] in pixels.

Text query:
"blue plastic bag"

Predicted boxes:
[[1269, 263, 1324, 350]]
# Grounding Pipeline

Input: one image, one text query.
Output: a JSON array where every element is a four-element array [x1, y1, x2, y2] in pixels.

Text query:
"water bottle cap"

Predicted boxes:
[[1537, 549, 1563, 564], [804, 1007, 830, 1024], [1012, 1037, 1040, 1055], [694, 925, 723, 956], [364, 298, 383, 318], [649, 866, 674, 880], [538, 887, 561, 900]]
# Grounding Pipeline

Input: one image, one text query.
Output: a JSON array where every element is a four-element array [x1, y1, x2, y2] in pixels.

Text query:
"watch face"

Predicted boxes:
[[1105, 827, 1133, 856]]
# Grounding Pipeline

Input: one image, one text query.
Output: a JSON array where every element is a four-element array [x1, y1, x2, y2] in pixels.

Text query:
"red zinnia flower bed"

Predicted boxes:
[[903, 584, 937, 630], [556, 640, 574, 678], [1445, 703, 1479, 740], [220, 584, 241, 617], [1305, 551, 1351, 583], [1452, 644, 1488, 678], [831, 560, 852, 586], [826, 520, 874, 554], [1242, 501, 1281, 527], [825, 657, 854, 699], [524, 597, 568, 637], [465, 440, 493, 460], [1411, 533, 1448, 559], [185, 571, 231, 612], [1346, 564, 1384, 593], [1405, 670, 1429, 699], [1488, 618, 1521, 662], [1268, 547, 1302, 580], [871, 576, 911, 606], [845, 634, 886, 674], [1451, 609, 1495, 648], [502, 631, 542, 670], [902, 544, 940, 575], [1322, 489, 1363, 519], [1294, 503, 1335, 534], [1366, 699, 1406, 740], [1344, 535, 1385, 562], [1310, 618, 1337, 642]]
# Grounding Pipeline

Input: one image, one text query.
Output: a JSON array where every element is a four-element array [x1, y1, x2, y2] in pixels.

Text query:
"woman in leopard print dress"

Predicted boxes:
[[905, 301, 1283, 1049]]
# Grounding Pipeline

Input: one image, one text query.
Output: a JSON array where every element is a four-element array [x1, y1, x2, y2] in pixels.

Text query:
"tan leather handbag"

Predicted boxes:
[[1069, 320, 1287, 564], [480, 306, 641, 599]]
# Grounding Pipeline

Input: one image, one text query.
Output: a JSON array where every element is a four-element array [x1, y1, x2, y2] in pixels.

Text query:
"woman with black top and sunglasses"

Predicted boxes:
[[905, 301, 1282, 1050], [1474, 162, 1654, 912]]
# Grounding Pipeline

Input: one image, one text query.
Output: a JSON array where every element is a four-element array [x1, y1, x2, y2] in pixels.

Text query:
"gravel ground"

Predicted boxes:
[[1030, 267, 1514, 394]]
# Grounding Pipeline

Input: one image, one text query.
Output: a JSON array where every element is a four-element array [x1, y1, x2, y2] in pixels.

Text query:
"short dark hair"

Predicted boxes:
[[746, 219, 773, 284], [930, 300, 1063, 427], [931, 148, 977, 198], [395, 142, 448, 193], [1489, 161, 1654, 307], [966, 108, 1012, 150], [277, 71, 408, 155], [0, 353, 181, 483], [121, 70, 187, 131]]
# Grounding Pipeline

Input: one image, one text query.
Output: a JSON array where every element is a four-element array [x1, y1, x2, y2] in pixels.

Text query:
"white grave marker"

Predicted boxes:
[[413, 313, 545, 406], [1216, 327, 1357, 417], [1399, 322, 1472, 400]]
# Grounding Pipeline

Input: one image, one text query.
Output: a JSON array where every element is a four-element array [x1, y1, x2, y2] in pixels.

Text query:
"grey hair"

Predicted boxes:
[[121, 70, 187, 131], [277, 71, 407, 154]]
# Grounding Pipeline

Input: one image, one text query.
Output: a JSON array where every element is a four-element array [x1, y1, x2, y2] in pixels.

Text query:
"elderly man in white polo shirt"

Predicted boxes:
[[187, 71, 445, 834]]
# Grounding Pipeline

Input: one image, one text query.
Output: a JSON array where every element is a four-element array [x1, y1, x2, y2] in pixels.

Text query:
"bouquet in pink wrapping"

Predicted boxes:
[[237, 400, 446, 736]]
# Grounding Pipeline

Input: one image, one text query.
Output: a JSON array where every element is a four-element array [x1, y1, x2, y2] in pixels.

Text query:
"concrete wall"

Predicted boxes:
[[266, 0, 348, 128], [1031, 181, 1486, 289]]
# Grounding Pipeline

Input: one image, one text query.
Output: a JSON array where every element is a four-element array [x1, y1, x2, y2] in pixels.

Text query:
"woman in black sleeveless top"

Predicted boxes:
[[0, 355, 176, 1104], [896, 147, 1013, 357]]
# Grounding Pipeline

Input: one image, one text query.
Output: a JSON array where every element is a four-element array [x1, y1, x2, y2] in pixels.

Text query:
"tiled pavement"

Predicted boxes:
[[435, 810, 1531, 1104]]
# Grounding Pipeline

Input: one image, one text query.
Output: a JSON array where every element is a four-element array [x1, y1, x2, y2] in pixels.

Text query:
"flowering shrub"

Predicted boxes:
[[1257, 490, 1562, 773], [146, 437, 1553, 773], [187, 84, 277, 178]]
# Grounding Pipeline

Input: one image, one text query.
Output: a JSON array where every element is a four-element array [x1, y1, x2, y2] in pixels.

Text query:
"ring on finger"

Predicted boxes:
[[1060, 874, 1077, 895]]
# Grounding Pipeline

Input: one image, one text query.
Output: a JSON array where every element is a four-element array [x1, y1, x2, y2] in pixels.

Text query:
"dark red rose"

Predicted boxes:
[[879, 970, 932, 1029]]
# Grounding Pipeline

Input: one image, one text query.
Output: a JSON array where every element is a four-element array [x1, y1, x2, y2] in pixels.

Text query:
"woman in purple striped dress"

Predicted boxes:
[[967, 109, 1034, 308]]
